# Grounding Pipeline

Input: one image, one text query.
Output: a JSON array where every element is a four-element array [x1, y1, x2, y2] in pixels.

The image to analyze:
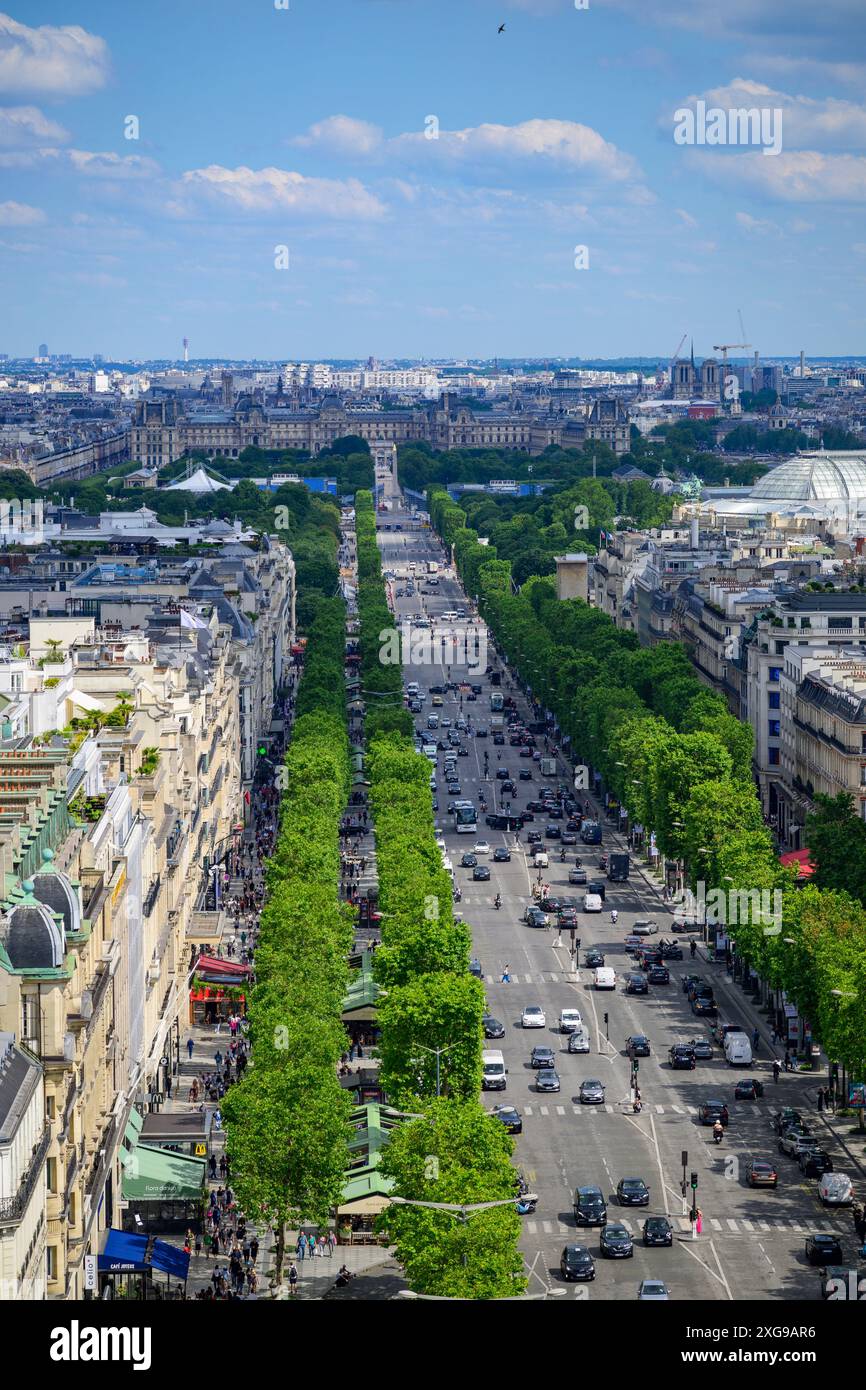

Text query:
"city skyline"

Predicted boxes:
[[0, 1, 864, 358]]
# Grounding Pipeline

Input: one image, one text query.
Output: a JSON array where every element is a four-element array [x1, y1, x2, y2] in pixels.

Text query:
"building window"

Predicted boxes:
[[46, 1157, 57, 1192], [768, 692, 780, 710], [768, 747, 780, 765], [47, 1247, 57, 1281], [768, 667, 781, 683]]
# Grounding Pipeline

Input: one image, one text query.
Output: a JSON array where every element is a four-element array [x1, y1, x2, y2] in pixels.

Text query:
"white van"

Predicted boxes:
[[724, 1032, 753, 1066], [594, 967, 616, 990], [441, 610, 458, 622], [534, 850, 549, 868], [442, 857, 455, 887], [482, 1049, 507, 1090], [559, 1008, 583, 1034]]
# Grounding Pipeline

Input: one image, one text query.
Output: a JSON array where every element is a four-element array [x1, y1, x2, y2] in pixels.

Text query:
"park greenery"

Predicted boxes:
[[429, 486, 866, 1094], [222, 598, 355, 1285]]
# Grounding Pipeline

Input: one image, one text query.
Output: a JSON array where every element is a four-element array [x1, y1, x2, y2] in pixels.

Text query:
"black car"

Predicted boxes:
[[687, 1038, 714, 1060], [573, 1185, 607, 1226], [626, 1035, 651, 1057], [669, 1045, 696, 1070], [617, 1177, 650, 1207], [536, 1068, 561, 1093], [805, 1234, 843, 1266], [473, 865, 491, 881], [560, 1244, 596, 1282], [493, 847, 511, 862], [643, 1217, 673, 1248], [734, 1078, 764, 1100], [561, 832, 577, 846], [545, 825, 561, 840], [587, 879, 606, 901], [799, 1148, 834, 1178], [699, 1100, 730, 1126], [491, 1105, 522, 1135], [530, 1046, 556, 1069], [526, 830, 542, 845], [691, 995, 718, 1017], [493, 733, 505, 745], [626, 973, 649, 995], [648, 965, 670, 985], [496, 768, 510, 781], [546, 807, 564, 820], [482, 1015, 505, 1039], [460, 852, 477, 868], [457, 745, 470, 757], [600, 1224, 634, 1258], [772, 1108, 803, 1135], [524, 907, 548, 930], [585, 949, 605, 968], [518, 769, 533, 781]]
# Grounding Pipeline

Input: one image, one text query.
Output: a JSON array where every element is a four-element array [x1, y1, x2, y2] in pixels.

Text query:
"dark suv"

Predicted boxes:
[[573, 1185, 607, 1226]]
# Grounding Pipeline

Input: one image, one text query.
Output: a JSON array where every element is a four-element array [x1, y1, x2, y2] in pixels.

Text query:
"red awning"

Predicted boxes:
[[196, 954, 252, 978], [780, 848, 815, 880]]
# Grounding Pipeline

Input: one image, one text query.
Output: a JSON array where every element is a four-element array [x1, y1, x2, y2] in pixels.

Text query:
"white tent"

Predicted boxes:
[[162, 467, 234, 494]]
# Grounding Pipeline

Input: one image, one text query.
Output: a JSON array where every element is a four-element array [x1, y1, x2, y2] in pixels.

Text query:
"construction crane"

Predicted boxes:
[[713, 338, 751, 411], [668, 332, 687, 385]]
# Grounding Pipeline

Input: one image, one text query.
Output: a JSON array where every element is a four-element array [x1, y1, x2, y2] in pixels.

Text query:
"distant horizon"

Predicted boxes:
[[5, 353, 863, 370]]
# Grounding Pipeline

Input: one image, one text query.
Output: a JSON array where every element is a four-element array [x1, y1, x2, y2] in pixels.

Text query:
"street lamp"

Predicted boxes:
[[414, 1041, 459, 1098]]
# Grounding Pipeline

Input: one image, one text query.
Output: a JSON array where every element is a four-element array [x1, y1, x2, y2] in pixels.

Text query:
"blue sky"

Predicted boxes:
[[0, 0, 864, 359]]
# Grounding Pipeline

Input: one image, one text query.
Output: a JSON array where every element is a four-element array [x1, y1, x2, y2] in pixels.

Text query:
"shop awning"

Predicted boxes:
[[780, 848, 815, 880], [98, 1229, 191, 1280], [336, 1170, 394, 1216], [121, 1143, 206, 1202]]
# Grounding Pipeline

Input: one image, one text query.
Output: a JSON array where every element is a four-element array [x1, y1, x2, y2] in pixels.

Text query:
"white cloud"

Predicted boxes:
[[0, 147, 159, 177], [606, 0, 864, 48], [290, 115, 383, 156], [390, 118, 641, 182], [736, 211, 781, 234], [692, 149, 866, 202], [0, 104, 68, 147], [0, 199, 44, 225], [0, 13, 110, 97], [741, 53, 866, 88], [179, 165, 386, 220], [675, 208, 698, 227]]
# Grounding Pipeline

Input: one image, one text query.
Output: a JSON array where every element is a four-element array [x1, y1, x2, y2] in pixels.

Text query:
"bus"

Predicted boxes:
[[490, 692, 504, 712], [453, 800, 478, 834]]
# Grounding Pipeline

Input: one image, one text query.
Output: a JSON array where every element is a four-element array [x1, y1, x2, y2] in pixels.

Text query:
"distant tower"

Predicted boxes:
[[220, 371, 235, 408], [799, 349, 806, 378], [38, 342, 48, 358], [183, 337, 189, 363]]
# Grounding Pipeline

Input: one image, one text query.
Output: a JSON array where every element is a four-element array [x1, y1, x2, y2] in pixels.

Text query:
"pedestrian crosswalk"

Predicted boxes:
[[518, 1103, 703, 1117], [523, 1214, 855, 1239]]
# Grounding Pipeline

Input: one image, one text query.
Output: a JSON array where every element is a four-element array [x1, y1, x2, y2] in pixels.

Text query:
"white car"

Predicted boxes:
[[583, 892, 603, 913], [521, 1006, 546, 1029], [559, 1008, 583, 1034], [473, 840, 490, 856], [819, 1172, 853, 1206], [632, 920, 658, 936], [533, 851, 549, 868], [638, 1280, 670, 1301]]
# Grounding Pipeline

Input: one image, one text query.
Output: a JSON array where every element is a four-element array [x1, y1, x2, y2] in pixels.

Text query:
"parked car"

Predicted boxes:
[[819, 1173, 853, 1206], [799, 1148, 833, 1178]]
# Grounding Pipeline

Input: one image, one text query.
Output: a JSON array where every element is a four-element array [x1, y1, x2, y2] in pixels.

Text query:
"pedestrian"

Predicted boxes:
[[501, 963, 511, 983], [219, 1154, 227, 1179], [695, 1207, 703, 1237], [166, 1073, 173, 1099], [307, 1233, 316, 1260], [772, 1059, 781, 1084], [783, 1050, 791, 1072], [250, 1236, 259, 1264], [752, 1028, 760, 1053], [209, 1154, 217, 1180], [327, 1230, 336, 1258], [195, 1231, 203, 1257], [296, 1235, 305, 1261], [288, 1261, 298, 1296], [317, 1235, 326, 1257], [215, 1049, 223, 1069], [770, 1026, 778, 1046], [825, 1085, 834, 1112], [187, 1037, 194, 1060], [817, 1087, 824, 1112]]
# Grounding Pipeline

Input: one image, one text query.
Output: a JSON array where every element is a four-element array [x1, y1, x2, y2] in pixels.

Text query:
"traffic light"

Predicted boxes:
[[690, 1171, 698, 1191], [575, 937, 580, 951], [690, 1205, 698, 1224], [632, 1059, 639, 1073], [603, 1013, 609, 1027], [257, 743, 268, 757]]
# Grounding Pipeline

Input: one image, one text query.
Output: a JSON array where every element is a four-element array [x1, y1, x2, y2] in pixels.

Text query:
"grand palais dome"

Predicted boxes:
[[750, 452, 866, 504]]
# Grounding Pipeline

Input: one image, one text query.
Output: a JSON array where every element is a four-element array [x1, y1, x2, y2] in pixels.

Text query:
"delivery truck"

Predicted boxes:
[[540, 757, 557, 777], [607, 852, 630, 882]]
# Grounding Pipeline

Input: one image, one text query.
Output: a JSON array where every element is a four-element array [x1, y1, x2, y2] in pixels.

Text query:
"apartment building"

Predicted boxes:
[[742, 590, 866, 834], [0, 1031, 47, 1299], [778, 647, 866, 846], [672, 579, 776, 717]]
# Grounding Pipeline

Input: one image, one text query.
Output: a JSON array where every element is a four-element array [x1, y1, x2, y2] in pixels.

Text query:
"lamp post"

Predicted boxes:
[[389, 1194, 533, 1278], [414, 1041, 458, 1098]]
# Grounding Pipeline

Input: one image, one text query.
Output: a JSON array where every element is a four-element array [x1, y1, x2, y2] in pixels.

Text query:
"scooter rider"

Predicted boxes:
[[610, 908, 618, 924], [494, 893, 501, 910], [713, 1119, 724, 1144]]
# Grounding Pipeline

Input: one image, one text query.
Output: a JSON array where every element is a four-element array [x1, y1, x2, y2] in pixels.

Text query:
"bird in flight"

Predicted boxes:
[[498, 23, 506, 33]]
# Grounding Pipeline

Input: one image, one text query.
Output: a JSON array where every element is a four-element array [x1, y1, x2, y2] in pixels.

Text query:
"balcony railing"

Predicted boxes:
[[0, 1125, 51, 1228], [143, 875, 161, 918]]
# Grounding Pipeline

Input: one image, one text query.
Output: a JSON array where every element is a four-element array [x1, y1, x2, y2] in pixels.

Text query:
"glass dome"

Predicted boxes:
[[750, 453, 866, 503]]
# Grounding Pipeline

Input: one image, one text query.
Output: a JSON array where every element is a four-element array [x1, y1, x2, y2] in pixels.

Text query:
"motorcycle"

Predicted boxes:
[[494, 895, 501, 910], [713, 1126, 724, 1145], [610, 909, 618, 925], [599, 854, 609, 871], [559, 849, 567, 862], [515, 1193, 538, 1215]]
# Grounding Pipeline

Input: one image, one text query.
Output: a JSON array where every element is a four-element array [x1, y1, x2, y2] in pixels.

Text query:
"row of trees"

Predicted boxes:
[[429, 487, 866, 1096], [353, 491, 525, 1297], [222, 598, 355, 1283]]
